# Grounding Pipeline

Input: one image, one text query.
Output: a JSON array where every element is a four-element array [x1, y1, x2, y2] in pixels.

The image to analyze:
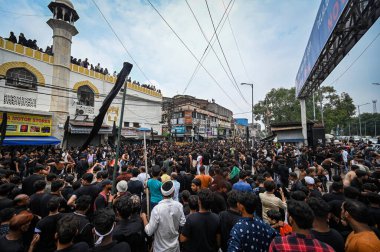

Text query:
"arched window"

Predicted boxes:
[[5, 68, 37, 90], [77, 85, 94, 107]]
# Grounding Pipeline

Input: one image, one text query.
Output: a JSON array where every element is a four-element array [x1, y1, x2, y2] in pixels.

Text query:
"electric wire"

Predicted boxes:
[[145, 0, 243, 111], [182, 0, 235, 94], [184, 0, 248, 105], [0, 9, 51, 17], [91, 0, 155, 87], [204, 0, 248, 104]]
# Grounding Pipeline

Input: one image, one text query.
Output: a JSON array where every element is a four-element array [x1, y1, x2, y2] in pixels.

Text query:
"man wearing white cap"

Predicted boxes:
[[305, 176, 322, 198], [140, 180, 186, 252]]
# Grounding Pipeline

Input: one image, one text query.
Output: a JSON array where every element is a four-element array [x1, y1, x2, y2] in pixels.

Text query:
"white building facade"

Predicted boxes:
[[0, 0, 162, 147]]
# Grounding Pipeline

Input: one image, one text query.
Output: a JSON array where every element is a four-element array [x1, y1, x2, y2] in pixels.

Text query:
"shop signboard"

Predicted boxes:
[[0, 112, 52, 136]]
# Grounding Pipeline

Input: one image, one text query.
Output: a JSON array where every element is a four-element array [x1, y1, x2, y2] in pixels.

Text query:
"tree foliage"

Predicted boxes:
[[253, 86, 356, 133]]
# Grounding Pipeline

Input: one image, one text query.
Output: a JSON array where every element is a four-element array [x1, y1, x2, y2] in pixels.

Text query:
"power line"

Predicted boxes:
[[91, 0, 155, 87], [221, 0, 252, 84], [204, 0, 248, 105], [0, 9, 51, 17], [184, 0, 248, 105], [182, 0, 235, 94], [146, 0, 243, 111]]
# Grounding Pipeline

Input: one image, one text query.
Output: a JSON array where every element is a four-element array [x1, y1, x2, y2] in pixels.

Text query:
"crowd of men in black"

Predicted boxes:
[[0, 140, 379, 251], [5, 32, 53, 56]]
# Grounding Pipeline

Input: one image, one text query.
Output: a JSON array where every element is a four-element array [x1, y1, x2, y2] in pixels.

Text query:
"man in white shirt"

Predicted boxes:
[[141, 180, 186, 252], [341, 148, 349, 173]]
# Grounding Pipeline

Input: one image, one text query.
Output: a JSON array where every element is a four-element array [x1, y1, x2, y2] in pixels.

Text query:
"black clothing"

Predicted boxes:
[[61, 185, 74, 201], [55, 242, 89, 252], [0, 197, 13, 211], [90, 241, 131, 252], [29, 192, 48, 217], [368, 206, 380, 230], [350, 177, 363, 191], [35, 213, 63, 252], [181, 212, 220, 252], [73, 184, 99, 213], [66, 212, 94, 247], [127, 179, 144, 196], [39, 194, 67, 218], [290, 180, 303, 192], [309, 189, 323, 198], [0, 236, 24, 252], [311, 229, 345, 252], [22, 174, 44, 195], [322, 192, 345, 202], [211, 192, 227, 214], [76, 160, 89, 179], [183, 203, 190, 216], [219, 209, 241, 252], [113, 214, 146, 252]]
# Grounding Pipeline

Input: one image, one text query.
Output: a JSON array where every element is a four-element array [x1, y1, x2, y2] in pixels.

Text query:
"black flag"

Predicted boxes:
[[80, 62, 133, 151], [62, 116, 70, 148], [0, 112, 7, 146]]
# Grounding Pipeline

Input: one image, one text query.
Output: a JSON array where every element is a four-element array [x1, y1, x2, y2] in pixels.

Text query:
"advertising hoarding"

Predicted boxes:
[[295, 0, 349, 97], [0, 112, 52, 136]]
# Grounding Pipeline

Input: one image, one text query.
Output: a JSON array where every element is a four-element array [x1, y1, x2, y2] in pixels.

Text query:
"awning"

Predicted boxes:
[[2, 136, 61, 146], [69, 125, 112, 135]]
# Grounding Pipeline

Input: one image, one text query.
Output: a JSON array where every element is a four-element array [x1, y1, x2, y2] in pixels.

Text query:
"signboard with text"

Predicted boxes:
[[295, 0, 349, 97], [0, 112, 52, 136]]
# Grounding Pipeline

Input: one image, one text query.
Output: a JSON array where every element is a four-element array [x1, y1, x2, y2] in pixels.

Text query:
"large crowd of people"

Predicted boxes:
[[0, 140, 379, 252], [4, 31, 53, 56]]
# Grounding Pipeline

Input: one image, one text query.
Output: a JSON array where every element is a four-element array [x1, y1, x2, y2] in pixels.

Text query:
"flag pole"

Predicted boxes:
[[112, 82, 127, 194]]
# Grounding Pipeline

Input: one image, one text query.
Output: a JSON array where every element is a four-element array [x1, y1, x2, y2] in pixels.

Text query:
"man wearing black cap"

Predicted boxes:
[[141, 180, 186, 252]]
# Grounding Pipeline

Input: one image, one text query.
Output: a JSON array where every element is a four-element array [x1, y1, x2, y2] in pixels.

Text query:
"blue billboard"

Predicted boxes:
[[234, 118, 248, 126], [295, 0, 349, 97], [171, 126, 185, 134]]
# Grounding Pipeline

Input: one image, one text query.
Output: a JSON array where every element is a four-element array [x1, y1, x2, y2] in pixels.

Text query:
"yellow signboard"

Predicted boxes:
[[0, 112, 52, 136]]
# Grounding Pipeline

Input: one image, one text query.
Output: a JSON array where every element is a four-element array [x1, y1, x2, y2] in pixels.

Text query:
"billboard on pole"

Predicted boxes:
[[295, 0, 349, 97]]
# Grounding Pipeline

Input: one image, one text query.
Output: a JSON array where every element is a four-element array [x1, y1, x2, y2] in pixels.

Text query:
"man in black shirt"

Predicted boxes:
[[180, 189, 220, 252], [55, 215, 89, 252], [0, 183, 14, 211], [29, 180, 47, 217], [219, 190, 241, 252], [322, 182, 345, 202], [91, 209, 131, 252], [22, 164, 45, 196], [127, 168, 144, 197], [34, 197, 63, 252], [307, 197, 345, 252], [68, 173, 99, 214], [40, 180, 67, 217], [76, 155, 89, 180]]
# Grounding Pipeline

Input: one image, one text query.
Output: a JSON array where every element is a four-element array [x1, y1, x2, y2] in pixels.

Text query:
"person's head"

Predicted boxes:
[[8, 211, 33, 233], [267, 209, 282, 225], [289, 172, 298, 181], [131, 168, 139, 178], [116, 180, 128, 193], [355, 170, 368, 180], [13, 194, 29, 207], [307, 197, 330, 221], [161, 180, 175, 198], [366, 192, 380, 206], [81, 173, 93, 185], [56, 215, 79, 245], [101, 179, 112, 192], [227, 190, 240, 209], [47, 173, 57, 182], [191, 178, 201, 193], [93, 209, 115, 245], [188, 195, 199, 212], [51, 180, 65, 193], [344, 186, 360, 200], [115, 195, 141, 220], [199, 166, 205, 174], [152, 165, 161, 177], [290, 190, 307, 201], [75, 195, 92, 212], [362, 183, 377, 193], [181, 190, 190, 203], [121, 165, 128, 173], [47, 197, 61, 213], [0, 208, 16, 223], [263, 180, 276, 193], [171, 172, 178, 181], [341, 200, 369, 226], [237, 192, 257, 215], [33, 180, 46, 192], [331, 181, 343, 193], [332, 175, 342, 182], [239, 170, 248, 180], [64, 175, 74, 185], [306, 168, 316, 177], [287, 200, 314, 230], [304, 176, 315, 188], [34, 164, 44, 174], [198, 189, 214, 211], [262, 172, 273, 181]]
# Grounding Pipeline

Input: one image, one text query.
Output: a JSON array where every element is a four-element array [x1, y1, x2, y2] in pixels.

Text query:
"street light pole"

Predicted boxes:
[[241, 83, 254, 148], [357, 102, 370, 137]]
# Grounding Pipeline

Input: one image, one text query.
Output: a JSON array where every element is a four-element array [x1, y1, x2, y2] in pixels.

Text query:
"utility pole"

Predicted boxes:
[[312, 92, 316, 121], [241, 83, 254, 148], [373, 100, 377, 137]]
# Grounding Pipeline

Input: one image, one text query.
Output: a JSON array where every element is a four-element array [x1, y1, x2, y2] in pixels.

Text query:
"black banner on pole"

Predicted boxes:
[[80, 62, 133, 151], [0, 112, 7, 146]]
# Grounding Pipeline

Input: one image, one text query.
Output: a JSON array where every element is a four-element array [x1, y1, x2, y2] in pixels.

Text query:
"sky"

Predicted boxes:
[[0, 0, 379, 122]]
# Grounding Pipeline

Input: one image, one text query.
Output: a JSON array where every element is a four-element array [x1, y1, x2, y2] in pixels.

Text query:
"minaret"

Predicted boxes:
[[47, 0, 79, 140]]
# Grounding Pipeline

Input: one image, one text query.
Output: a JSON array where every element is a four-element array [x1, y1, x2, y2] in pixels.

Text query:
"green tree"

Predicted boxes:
[[253, 86, 356, 133]]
